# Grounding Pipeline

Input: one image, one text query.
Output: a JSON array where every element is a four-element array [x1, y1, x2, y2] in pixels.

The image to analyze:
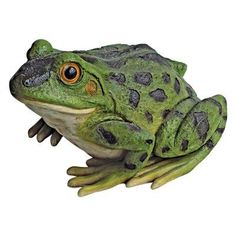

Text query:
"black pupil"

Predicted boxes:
[[64, 66, 77, 80]]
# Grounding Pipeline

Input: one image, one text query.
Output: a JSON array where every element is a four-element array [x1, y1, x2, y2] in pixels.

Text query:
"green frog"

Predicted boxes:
[[10, 39, 227, 196]]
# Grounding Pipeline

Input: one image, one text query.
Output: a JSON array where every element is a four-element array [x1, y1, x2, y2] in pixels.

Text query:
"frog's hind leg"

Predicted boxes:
[[127, 95, 227, 189]]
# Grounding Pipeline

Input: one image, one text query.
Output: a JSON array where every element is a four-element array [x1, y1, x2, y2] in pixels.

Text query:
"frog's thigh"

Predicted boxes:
[[156, 95, 227, 158]]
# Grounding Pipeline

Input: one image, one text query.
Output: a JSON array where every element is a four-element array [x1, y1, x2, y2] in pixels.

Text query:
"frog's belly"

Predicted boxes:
[[27, 103, 123, 159]]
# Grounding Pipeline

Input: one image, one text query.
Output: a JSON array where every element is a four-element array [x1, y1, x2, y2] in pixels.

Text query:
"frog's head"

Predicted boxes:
[[10, 40, 111, 118]]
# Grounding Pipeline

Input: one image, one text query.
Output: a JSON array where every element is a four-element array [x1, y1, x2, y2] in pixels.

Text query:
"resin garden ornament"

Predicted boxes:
[[10, 40, 227, 196]]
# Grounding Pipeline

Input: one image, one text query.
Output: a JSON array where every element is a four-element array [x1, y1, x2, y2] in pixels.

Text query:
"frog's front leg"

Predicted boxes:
[[28, 118, 62, 146], [67, 117, 155, 196]]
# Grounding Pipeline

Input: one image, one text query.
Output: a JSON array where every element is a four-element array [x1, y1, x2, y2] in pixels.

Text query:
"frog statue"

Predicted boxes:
[[10, 40, 227, 196]]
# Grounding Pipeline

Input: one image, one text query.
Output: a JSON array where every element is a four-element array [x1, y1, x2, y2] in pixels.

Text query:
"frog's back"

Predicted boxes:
[[76, 44, 196, 134]]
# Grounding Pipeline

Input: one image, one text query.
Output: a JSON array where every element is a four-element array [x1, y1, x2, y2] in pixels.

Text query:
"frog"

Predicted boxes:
[[9, 39, 227, 196]]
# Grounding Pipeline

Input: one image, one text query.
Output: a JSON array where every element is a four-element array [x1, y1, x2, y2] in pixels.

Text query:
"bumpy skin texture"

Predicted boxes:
[[10, 40, 227, 196]]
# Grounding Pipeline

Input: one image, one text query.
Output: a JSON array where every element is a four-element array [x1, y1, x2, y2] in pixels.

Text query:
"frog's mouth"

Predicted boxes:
[[18, 98, 96, 116]]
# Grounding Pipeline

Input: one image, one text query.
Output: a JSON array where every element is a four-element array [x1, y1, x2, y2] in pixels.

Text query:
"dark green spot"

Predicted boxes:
[[181, 139, 189, 151], [97, 127, 117, 144], [124, 163, 136, 170], [174, 78, 180, 94], [134, 72, 152, 86], [162, 73, 171, 84], [206, 139, 214, 149], [217, 127, 225, 134], [127, 123, 141, 131], [149, 88, 167, 102], [145, 111, 153, 123], [108, 73, 126, 85], [162, 146, 170, 153], [129, 89, 140, 108], [140, 153, 148, 162], [193, 112, 209, 142], [162, 109, 171, 119]]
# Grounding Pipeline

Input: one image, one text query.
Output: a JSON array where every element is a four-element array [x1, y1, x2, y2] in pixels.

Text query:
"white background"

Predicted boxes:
[[0, 0, 235, 235]]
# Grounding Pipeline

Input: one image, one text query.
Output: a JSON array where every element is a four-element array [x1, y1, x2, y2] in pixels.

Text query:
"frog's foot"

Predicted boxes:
[[28, 118, 62, 146], [67, 162, 136, 196], [126, 155, 197, 189], [127, 123, 225, 189]]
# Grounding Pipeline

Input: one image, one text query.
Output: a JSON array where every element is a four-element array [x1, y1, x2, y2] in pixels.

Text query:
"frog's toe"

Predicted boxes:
[[36, 123, 53, 142], [68, 171, 107, 187], [28, 118, 63, 145], [67, 165, 105, 176], [78, 171, 132, 197], [86, 157, 118, 167], [151, 163, 191, 189], [28, 118, 45, 138], [50, 130, 62, 146]]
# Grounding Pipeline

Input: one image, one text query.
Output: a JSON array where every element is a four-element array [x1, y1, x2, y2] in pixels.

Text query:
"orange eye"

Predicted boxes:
[[60, 62, 81, 84]]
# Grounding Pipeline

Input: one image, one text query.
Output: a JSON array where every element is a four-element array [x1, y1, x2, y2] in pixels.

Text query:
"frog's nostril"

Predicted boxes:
[[23, 79, 31, 87]]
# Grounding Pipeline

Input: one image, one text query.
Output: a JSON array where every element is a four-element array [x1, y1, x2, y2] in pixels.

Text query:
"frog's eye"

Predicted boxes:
[[60, 62, 81, 84]]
